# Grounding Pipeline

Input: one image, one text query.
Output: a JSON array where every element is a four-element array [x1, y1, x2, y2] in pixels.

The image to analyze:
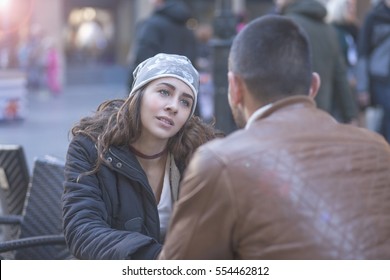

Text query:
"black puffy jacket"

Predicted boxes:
[[62, 134, 176, 259]]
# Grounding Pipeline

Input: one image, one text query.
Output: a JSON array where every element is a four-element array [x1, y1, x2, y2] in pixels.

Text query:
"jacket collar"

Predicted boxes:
[[106, 145, 181, 201], [246, 96, 316, 129], [246, 103, 272, 129], [106, 145, 148, 182], [168, 153, 180, 201]]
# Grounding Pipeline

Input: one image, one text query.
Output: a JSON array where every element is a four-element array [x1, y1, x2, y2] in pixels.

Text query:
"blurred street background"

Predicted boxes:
[[0, 83, 126, 172], [0, 0, 376, 171]]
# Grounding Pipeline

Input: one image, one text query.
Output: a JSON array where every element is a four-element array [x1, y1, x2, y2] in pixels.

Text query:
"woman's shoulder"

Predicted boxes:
[[67, 133, 97, 159], [70, 133, 95, 146]]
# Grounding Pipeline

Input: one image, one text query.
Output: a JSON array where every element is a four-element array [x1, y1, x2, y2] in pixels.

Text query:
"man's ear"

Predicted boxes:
[[228, 71, 244, 106], [309, 72, 321, 99]]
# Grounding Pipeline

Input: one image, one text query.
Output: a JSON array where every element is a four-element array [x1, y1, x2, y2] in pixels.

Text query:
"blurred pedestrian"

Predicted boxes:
[[275, 0, 359, 124], [326, 0, 360, 122], [127, 0, 198, 92], [194, 23, 215, 123], [43, 36, 61, 95], [236, 11, 248, 33], [23, 25, 46, 93], [159, 15, 390, 260], [62, 53, 221, 259], [356, 0, 390, 141]]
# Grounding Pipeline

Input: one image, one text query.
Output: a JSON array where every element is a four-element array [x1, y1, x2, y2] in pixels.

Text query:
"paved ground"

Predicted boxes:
[[0, 83, 127, 173]]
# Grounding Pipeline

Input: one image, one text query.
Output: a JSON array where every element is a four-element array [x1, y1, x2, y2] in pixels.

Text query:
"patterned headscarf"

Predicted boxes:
[[129, 53, 199, 116]]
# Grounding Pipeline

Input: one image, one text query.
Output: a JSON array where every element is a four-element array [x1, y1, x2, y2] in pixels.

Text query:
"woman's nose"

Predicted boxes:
[[164, 102, 178, 114]]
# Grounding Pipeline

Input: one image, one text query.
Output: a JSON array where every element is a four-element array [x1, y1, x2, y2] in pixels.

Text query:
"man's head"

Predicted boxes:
[[227, 15, 320, 128]]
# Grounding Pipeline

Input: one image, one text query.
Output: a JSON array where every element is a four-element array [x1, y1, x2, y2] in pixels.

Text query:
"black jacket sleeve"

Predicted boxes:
[[62, 135, 162, 259]]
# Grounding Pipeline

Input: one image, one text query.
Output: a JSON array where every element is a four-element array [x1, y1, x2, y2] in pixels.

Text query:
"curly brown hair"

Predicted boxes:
[[70, 88, 223, 176]]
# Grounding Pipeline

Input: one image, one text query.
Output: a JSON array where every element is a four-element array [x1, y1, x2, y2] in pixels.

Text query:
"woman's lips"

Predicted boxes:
[[157, 116, 174, 126]]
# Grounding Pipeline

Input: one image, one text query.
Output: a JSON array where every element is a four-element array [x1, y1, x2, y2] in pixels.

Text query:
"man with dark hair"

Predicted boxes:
[[159, 15, 390, 260]]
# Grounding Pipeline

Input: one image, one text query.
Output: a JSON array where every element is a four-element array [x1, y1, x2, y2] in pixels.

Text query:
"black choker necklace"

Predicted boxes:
[[129, 145, 167, 160]]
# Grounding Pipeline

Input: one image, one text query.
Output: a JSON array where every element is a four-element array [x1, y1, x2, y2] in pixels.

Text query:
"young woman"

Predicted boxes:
[[62, 53, 221, 259]]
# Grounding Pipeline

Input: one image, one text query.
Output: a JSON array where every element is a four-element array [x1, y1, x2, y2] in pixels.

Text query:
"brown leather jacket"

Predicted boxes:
[[159, 96, 390, 259]]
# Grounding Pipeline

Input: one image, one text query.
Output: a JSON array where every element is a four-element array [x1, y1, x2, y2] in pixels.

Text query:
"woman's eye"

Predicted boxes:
[[180, 99, 191, 108], [159, 89, 169, 96]]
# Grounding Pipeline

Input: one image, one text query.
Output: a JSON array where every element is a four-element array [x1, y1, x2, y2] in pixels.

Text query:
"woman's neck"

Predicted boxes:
[[135, 150, 168, 203], [129, 144, 167, 160], [130, 139, 169, 199], [130, 139, 168, 160]]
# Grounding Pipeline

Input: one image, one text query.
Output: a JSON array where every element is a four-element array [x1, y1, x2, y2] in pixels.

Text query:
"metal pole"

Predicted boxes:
[[211, 0, 237, 134]]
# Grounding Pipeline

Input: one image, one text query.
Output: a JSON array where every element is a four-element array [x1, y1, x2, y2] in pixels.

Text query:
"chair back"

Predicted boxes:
[[15, 156, 70, 259], [0, 145, 29, 242]]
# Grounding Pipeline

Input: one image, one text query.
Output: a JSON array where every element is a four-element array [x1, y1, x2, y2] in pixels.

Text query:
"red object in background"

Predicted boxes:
[[4, 99, 19, 119], [46, 47, 61, 94]]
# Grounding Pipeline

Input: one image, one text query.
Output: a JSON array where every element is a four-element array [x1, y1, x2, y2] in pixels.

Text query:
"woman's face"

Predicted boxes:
[[139, 77, 194, 142]]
